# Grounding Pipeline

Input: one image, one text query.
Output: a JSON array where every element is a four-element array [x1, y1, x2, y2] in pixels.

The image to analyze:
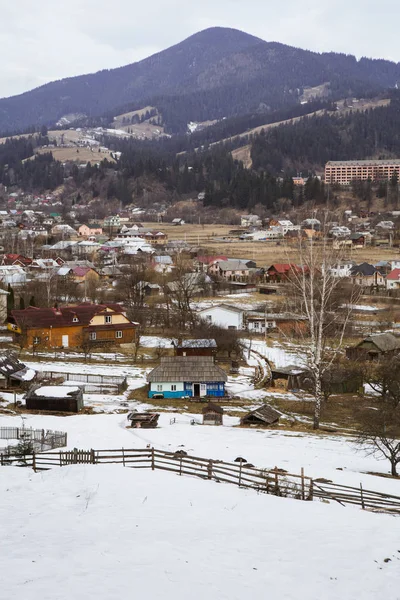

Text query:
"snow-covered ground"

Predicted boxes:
[[1, 464, 400, 600], [1, 411, 399, 494]]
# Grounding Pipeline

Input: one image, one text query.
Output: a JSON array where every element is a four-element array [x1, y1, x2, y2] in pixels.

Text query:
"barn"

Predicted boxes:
[[202, 402, 224, 425], [25, 385, 84, 413], [241, 404, 281, 427]]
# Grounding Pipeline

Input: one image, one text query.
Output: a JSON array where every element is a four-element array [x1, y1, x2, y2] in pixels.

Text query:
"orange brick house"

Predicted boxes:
[[8, 303, 137, 350]]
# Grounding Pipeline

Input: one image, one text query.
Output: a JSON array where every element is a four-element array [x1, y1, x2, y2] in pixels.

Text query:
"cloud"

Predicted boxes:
[[0, 0, 399, 98]]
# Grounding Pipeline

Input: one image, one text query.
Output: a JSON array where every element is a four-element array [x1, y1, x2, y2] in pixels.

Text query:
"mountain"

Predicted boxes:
[[1, 26, 400, 134]]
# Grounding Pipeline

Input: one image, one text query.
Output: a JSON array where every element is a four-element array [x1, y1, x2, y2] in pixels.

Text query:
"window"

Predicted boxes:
[[253, 322, 260, 329], [171, 384, 177, 391], [157, 384, 163, 392], [33, 336, 40, 345], [105, 315, 112, 324], [90, 332, 97, 340], [72, 317, 79, 323], [115, 331, 122, 339]]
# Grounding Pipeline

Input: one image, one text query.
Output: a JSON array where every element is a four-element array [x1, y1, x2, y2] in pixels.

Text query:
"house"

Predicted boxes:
[[208, 259, 257, 281], [198, 304, 245, 330], [195, 255, 227, 272], [346, 333, 400, 361], [350, 263, 385, 288], [202, 403, 223, 425], [78, 224, 103, 237], [246, 312, 307, 336], [241, 214, 262, 228], [240, 404, 281, 427], [174, 339, 217, 358], [0, 265, 27, 286], [147, 356, 227, 399], [153, 255, 174, 274], [25, 385, 84, 413], [0, 354, 36, 389], [9, 303, 137, 349], [266, 264, 302, 283], [349, 233, 367, 248], [2, 254, 32, 267], [57, 265, 100, 285], [329, 261, 355, 278], [268, 219, 299, 233], [386, 269, 400, 290], [172, 218, 185, 225]]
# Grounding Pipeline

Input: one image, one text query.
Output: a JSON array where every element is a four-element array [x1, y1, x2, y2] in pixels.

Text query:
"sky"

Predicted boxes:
[[0, 0, 399, 99]]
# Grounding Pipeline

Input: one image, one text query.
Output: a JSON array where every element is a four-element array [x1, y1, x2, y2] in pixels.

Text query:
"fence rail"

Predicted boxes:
[[39, 371, 127, 394], [0, 427, 67, 459], [2, 446, 399, 514]]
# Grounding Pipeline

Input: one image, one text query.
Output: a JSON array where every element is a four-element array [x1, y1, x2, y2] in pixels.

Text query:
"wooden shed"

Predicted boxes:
[[25, 385, 84, 413], [202, 402, 224, 426], [241, 404, 281, 427], [127, 411, 159, 428]]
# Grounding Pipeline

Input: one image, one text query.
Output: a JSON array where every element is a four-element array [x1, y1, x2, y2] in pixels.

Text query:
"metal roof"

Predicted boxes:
[[147, 356, 227, 383]]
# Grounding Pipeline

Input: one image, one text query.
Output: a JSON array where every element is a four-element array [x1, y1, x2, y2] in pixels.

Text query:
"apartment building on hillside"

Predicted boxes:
[[325, 160, 400, 185]]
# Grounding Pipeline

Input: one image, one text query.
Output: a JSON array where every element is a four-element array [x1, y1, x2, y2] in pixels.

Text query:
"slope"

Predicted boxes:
[[2, 464, 400, 600], [0, 27, 400, 133]]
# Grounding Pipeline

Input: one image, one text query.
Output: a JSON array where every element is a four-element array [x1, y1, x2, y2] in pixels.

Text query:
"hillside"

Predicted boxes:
[[0, 27, 400, 134]]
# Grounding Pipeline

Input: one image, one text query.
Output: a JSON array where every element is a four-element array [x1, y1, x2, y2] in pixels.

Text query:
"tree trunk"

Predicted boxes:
[[313, 378, 323, 430], [391, 461, 398, 477]]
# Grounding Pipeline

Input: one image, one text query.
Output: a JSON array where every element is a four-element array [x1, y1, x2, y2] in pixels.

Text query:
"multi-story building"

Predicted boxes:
[[325, 160, 400, 185]]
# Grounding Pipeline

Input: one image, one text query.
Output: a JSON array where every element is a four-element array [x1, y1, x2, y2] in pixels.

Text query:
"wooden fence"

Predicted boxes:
[[2, 446, 400, 514], [39, 371, 127, 394]]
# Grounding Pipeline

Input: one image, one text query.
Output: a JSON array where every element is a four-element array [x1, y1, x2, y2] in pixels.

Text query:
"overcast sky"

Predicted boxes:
[[1, 0, 399, 99]]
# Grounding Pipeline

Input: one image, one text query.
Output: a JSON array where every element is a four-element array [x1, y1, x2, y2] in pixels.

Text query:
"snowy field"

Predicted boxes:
[[1, 464, 400, 600]]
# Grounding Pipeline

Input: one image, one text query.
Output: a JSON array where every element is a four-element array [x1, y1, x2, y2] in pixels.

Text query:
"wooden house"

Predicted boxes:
[[147, 356, 227, 399], [25, 385, 84, 413], [266, 264, 302, 282], [241, 404, 281, 427], [9, 303, 137, 350], [346, 333, 400, 361], [0, 354, 36, 389], [174, 339, 217, 358], [202, 402, 224, 425], [270, 366, 310, 391], [350, 263, 385, 288]]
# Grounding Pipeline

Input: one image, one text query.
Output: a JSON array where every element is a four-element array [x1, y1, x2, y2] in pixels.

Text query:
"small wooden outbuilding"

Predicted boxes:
[[241, 404, 281, 427], [25, 385, 84, 413], [202, 402, 224, 426], [127, 411, 159, 428]]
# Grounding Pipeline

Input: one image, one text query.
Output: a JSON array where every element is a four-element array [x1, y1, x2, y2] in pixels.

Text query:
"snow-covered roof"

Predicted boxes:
[[32, 386, 80, 398]]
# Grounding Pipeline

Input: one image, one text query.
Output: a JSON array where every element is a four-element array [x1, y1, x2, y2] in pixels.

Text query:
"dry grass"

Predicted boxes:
[[34, 146, 116, 164], [145, 222, 400, 265]]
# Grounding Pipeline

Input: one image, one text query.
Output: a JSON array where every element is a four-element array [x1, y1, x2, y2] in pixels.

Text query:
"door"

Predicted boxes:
[[62, 334, 69, 348], [200, 384, 207, 397], [193, 383, 200, 397]]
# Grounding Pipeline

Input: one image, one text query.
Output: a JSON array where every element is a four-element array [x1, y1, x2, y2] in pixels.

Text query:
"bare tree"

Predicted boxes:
[[283, 215, 360, 429], [167, 256, 205, 330], [356, 405, 400, 477]]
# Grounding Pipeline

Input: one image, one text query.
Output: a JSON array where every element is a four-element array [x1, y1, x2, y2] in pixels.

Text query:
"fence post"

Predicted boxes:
[[309, 479, 314, 501], [301, 468, 305, 501], [91, 449, 96, 464], [32, 451, 36, 472], [207, 460, 213, 479], [122, 448, 125, 467], [274, 469, 279, 496], [360, 483, 365, 510], [179, 455, 182, 476], [73, 448, 78, 464], [151, 447, 155, 470], [238, 460, 242, 488]]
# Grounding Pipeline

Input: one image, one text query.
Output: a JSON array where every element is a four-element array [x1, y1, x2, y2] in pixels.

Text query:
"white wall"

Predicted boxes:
[[199, 306, 244, 329], [150, 382, 184, 392]]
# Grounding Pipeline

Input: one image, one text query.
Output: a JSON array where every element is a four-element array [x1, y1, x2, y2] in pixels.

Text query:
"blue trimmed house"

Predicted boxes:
[[147, 356, 227, 399]]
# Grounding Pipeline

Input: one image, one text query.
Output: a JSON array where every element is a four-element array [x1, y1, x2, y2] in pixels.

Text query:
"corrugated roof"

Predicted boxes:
[[11, 303, 126, 329], [147, 356, 227, 383]]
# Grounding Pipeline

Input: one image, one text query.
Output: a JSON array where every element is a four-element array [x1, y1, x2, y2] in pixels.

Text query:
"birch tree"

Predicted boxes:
[[283, 218, 360, 429]]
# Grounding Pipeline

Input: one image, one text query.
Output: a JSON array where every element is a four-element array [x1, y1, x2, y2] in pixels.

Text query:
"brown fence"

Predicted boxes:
[[3, 446, 400, 513]]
